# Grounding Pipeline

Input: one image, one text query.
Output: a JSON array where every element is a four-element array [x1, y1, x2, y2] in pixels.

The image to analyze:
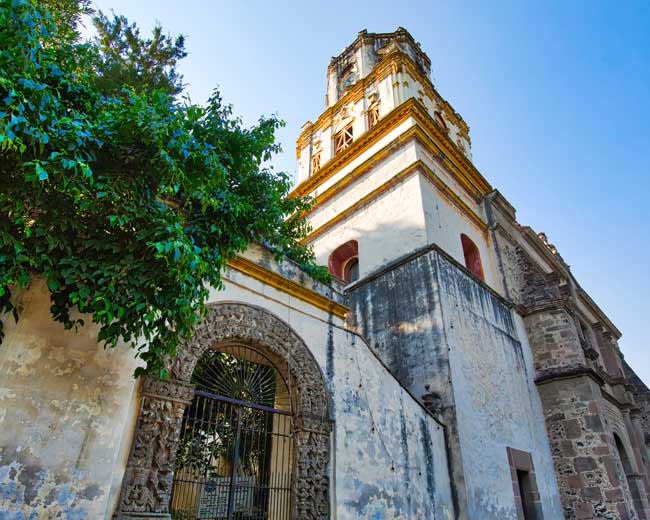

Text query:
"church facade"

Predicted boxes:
[[1, 28, 648, 520]]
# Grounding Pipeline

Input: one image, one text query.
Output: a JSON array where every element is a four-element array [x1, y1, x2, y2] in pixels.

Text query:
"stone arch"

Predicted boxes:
[[613, 431, 646, 518], [116, 302, 332, 520]]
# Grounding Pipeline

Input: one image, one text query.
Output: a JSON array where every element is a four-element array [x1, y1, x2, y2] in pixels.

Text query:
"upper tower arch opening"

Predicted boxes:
[[295, 27, 475, 186], [326, 27, 432, 107]]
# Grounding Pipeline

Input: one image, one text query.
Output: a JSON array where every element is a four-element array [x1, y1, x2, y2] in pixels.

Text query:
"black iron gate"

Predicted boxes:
[[170, 348, 293, 520]]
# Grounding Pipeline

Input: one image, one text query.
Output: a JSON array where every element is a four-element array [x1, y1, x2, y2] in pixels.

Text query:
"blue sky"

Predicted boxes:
[[87, 0, 649, 384]]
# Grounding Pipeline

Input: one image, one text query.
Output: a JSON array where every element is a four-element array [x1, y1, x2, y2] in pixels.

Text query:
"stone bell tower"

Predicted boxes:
[[292, 28, 566, 520], [292, 27, 492, 288], [324, 27, 432, 108]]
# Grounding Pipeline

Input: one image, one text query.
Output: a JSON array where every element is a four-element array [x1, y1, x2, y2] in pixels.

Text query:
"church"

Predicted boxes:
[[1, 28, 649, 520]]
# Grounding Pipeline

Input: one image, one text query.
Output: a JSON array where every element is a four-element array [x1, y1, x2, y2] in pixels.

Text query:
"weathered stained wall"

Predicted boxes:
[[436, 256, 563, 519], [347, 244, 564, 520], [310, 172, 429, 279], [0, 279, 141, 518], [217, 257, 455, 519], [0, 247, 455, 519]]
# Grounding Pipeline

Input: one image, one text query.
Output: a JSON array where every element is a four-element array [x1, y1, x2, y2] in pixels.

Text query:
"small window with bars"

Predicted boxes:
[[311, 151, 321, 174], [367, 103, 380, 129], [334, 123, 353, 155]]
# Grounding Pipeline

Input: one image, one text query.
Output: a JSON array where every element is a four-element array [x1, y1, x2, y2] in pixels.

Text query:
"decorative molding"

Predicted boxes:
[[226, 256, 348, 319], [292, 98, 491, 204], [117, 303, 333, 519], [302, 159, 487, 244], [142, 377, 194, 405], [117, 391, 186, 516], [534, 363, 605, 387], [298, 50, 469, 156]]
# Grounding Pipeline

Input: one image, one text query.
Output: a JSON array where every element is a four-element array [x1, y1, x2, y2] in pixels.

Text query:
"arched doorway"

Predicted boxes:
[[116, 303, 332, 520], [614, 433, 644, 518], [170, 346, 293, 519]]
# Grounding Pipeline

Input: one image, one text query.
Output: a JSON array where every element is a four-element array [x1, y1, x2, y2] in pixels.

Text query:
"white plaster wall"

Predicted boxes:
[[217, 266, 455, 519], [418, 172, 500, 288], [416, 143, 482, 215], [0, 279, 142, 519], [308, 140, 419, 231], [0, 248, 455, 519], [310, 173, 429, 278], [436, 258, 564, 519]]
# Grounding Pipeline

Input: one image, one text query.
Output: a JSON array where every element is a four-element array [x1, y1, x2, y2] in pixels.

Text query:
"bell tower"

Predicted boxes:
[[292, 28, 497, 289]]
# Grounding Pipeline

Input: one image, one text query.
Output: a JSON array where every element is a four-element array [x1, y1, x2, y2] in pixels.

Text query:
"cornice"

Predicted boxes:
[[535, 364, 605, 387], [226, 256, 349, 319], [302, 158, 487, 244], [520, 297, 576, 318], [303, 124, 489, 215], [520, 227, 621, 339], [291, 98, 491, 202]]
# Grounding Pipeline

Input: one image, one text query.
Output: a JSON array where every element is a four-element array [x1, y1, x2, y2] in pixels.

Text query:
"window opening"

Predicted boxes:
[[328, 240, 359, 282], [311, 151, 321, 174], [507, 447, 543, 520], [334, 123, 353, 155], [517, 470, 535, 520], [434, 111, 448, 132], [343, 257, 359, 283], [461, 234, 485, 281], [614, 434, 643, 512], [367, 103, 380, 129]]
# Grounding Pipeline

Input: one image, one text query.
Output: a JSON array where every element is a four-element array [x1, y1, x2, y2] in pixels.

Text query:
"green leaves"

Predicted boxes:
[[0, 0, 325, 377], [35, 161, 48, 181]]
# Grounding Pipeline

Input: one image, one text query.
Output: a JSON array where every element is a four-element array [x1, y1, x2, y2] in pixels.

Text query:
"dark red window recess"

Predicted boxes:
[[328, 240, 359, 283], [461, 234, 484, 281]]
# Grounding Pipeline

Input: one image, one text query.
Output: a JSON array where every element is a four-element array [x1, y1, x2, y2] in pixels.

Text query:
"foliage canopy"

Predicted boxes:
[[0, 0, 327, 377]]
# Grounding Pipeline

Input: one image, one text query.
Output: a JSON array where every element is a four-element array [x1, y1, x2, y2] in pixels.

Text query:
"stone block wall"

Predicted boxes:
[[525, 307, 588, 375], [485, 192, 650, 519], [537, 376, 638, 519]]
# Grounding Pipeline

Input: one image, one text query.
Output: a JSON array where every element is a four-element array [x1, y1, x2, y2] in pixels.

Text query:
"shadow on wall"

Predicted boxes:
[[337, 218, 565, 520]]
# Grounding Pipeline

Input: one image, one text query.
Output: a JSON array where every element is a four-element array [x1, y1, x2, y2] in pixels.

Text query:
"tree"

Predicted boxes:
[[0, 0, 327, 377], [92, 10, 187, 97]]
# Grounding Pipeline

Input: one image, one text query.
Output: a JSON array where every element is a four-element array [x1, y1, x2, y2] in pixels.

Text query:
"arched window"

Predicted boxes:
[[614, 434, 643, 512], [461, 234, 484, 281], [328, 240, 359, 283], [343, 257, 359, 283]]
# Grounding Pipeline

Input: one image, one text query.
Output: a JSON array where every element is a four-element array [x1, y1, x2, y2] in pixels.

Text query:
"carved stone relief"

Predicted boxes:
[[116, 302, 332, 519]]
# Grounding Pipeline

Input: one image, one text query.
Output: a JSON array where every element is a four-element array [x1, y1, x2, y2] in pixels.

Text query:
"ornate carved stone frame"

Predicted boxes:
[[116, 302, 333, 519]]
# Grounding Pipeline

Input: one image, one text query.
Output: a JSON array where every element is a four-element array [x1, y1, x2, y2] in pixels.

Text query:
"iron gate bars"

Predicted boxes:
[[170, 390, 293, 519]]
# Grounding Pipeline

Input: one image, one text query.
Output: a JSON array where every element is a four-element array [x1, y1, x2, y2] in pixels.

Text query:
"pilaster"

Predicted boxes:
[[114, 377, 194, 520]]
